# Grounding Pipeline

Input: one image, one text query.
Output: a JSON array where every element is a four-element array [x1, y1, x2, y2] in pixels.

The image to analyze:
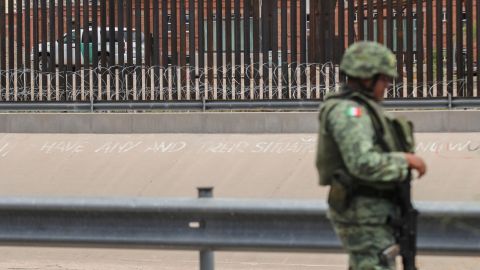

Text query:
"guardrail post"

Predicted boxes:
[[198, 187, 214, 270]]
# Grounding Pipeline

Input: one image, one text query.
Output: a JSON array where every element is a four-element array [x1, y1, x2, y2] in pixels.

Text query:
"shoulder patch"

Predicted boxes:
[[346, 106, 363, 117]]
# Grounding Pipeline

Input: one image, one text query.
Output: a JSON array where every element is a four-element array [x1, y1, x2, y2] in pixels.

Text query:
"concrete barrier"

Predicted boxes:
[[0, 110, 479, 133]]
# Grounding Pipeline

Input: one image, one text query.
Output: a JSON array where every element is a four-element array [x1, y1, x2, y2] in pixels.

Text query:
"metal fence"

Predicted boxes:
[[0, 1, 479, 102]]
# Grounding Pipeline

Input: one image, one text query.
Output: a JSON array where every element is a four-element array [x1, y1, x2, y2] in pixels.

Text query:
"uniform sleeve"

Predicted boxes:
[[326, 100, 409, 182]]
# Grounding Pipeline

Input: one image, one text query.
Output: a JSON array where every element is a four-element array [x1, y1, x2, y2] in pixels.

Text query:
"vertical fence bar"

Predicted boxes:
[[416, 0, 424, 97], [290, 0, 297, 98], [109, 0, 116, 70], [386, 0, 393, 49], [144, 0, 151, 69], [25, 0, 31, 100], [477, 0, 480, 96], [57, 0, 65, 100], [436, 0, 444, 96], [261, 0, 270, 99], [216, 0, 222, 99], [405, 0, 413, 97], [91, 0, 98, 99], [153, 0, 159, 99], [100, 0, 107, 99], [327, 1, 335, 86], [161, 0, 168, 98], [8, 0, 14, 71], [97, 0, 105, 101], [367, 0, 373, 41], [357, 0, 364, 41], [446, 0, 453, 96], [180, 0, 187, 99], [272, 0, 279, 98], [0, 0, 5, 100], [426, 0, 433, 96], [189, 0, 196, 100], [109, 0, 116, 99], [244, 0, 251, 99], [280, 0, 287, 98], [83, 0, 90, 100], [135, 0, 142, 99], [16, 0, 23, 100], [117, 0, 124, 100], [395, 0, 403, 91], [465, 0, 473, 97], [385, 0, 393, 97], [145, 0, 152, 99], [347, 0, 354, 45], [377, 0, 384, 44], [207, 0, 213, 98], [224, 0, 231, 99], [198, 0, 204, 99], [74, 0, 81, 100], [42, 0, 49, 99], [233, 0, 240, 99], [253, 0, 259, 98], [311, 1, 323, 97], [299, 0, 306, 98], [338, 0, 345, 84], [456, 0, 464, 96], [66, 0, 72, 100], [171, 0, 178, 99], [6, 0, 12, 100], [49, 0, 56, 82]]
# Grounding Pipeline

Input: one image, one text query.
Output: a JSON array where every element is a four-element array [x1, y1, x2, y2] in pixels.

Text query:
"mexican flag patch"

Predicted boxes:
[[347, 106, 362, 117]]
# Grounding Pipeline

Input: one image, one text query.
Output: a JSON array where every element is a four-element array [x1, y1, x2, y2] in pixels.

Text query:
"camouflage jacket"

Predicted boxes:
[[319, 88, 408, 224]]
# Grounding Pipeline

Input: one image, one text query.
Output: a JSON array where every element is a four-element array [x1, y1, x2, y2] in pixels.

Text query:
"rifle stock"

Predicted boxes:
[[397, 173, 419, 270]]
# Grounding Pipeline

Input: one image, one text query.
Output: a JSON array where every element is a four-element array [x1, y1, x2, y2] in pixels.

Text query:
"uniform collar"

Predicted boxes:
[[326, 84, 376, 101]]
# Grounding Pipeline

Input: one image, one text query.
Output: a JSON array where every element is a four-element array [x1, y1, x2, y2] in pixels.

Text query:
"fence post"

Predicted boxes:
[[198, 187, 214, 270]]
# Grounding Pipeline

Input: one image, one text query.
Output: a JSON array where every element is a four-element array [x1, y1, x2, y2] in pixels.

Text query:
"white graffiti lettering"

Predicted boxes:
[[144, 142, 187, 153], [94, 141, 142, 153]]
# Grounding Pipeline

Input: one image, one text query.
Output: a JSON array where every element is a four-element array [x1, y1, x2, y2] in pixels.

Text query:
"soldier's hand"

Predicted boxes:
[[404, 153, 427, 178]]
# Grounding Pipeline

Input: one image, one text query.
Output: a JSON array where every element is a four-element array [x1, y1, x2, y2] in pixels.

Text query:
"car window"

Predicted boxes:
[[123, 32, 145, 42], [105, 31, 122, 42], [63, 31, 76, 43], [81, 31, 93, 42]]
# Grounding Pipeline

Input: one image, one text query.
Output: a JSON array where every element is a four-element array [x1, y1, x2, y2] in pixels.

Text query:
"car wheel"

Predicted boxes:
[[97, 54, 110, 69], [38, 54, 51, 72]]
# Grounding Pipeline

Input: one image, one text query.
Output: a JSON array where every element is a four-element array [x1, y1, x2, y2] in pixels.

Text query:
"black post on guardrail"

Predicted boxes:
[[198, 187, 214, 270]]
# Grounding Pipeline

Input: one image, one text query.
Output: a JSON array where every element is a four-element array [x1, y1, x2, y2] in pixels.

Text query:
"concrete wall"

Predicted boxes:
[[0, 110, 479, 133]]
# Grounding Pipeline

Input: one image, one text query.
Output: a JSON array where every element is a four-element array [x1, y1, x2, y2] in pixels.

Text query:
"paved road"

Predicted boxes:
[[0, 247, 478, 270]]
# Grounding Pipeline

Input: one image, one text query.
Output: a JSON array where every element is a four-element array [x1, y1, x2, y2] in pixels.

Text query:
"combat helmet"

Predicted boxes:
[[339, 41, 398, 79]]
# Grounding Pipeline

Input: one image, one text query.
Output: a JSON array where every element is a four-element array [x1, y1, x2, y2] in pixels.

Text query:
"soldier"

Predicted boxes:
[[316, 41, 427, 270]]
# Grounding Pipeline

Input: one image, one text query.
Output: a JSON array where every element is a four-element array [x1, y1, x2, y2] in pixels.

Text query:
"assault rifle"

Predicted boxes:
[[391, 117, 419, 270], [396, 172, 418, 270]]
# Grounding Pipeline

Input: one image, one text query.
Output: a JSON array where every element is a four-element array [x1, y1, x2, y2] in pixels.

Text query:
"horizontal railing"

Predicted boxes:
[[0, 97, 480, 112]]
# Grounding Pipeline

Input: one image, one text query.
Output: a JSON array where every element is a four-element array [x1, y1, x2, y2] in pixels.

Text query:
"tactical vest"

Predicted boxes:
[[316, 89, 414, 187]]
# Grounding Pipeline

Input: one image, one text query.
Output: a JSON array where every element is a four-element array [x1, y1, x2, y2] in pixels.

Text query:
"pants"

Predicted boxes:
[[332, 222, 397, 270]]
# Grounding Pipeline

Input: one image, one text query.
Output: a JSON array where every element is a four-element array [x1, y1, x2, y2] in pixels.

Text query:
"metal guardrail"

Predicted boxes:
[[0, 196, 478, 254], [0, 98, 479, 112]]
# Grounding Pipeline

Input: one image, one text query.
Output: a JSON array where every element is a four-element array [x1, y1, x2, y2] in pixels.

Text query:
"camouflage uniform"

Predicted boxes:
[[316, 42, 408, 270]]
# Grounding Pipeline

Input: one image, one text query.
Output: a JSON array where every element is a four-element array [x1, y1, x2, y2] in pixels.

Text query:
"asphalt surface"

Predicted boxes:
[[0, 247, 479, 269]]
